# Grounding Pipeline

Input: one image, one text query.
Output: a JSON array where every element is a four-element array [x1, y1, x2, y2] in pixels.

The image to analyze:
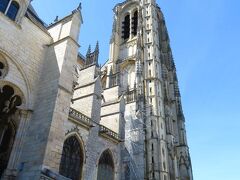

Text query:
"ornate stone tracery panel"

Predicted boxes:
[[0, 83, 23, 177], [0, 85, 23, 125]]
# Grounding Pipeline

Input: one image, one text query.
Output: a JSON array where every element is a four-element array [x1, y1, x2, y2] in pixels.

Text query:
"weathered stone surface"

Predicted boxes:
[[0, 1, 193, 180]]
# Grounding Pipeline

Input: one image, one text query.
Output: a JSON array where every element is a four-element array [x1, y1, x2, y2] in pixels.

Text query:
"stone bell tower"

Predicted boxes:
[[103, 0, 193, 179]]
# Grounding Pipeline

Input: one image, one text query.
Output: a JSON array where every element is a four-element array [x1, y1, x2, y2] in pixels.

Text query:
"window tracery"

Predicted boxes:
[[0, 85, 22, 177], [59, 136, 83, 180], [97, 150, 114, 180]]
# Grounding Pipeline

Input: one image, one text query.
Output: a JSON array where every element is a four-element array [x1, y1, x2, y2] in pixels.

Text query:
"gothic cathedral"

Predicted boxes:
[[0, 0, 193, 180]]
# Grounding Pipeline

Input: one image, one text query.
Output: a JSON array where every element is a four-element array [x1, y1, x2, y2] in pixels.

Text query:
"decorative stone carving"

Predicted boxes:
[[0, 85, 22, 125]]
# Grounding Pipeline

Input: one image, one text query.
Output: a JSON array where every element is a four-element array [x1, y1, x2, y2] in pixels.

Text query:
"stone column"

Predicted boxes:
[[3, 109, 31, 178]]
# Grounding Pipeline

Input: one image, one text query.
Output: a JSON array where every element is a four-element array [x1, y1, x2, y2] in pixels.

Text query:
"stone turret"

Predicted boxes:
[[85, 42, 99, 67]]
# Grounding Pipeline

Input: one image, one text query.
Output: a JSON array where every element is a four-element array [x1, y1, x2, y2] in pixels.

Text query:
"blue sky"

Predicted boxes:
[[32, 0, 240, 179]]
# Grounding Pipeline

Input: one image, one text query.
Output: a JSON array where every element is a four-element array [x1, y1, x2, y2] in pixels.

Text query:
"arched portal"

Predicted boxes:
[[0, 85, 22, 176], [59, 136, 84, 180], [97, 149, 114, 180]]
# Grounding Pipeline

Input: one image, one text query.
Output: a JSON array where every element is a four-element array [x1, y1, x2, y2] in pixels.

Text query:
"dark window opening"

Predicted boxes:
[[0, 85, 22, 176], [132, 11, 138, 36], [0, 0, 9, 13], [59, 136, 83, 180], [0, 62, 4, 77], [6, 1, 19, 20], [122, 15, 130, 40], [97, 150, 114, 180], [0, 124, 16, 176]]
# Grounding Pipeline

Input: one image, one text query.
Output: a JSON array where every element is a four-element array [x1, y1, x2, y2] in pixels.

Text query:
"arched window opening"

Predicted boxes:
[[97, 150, 114, 180], [0, 84, 21, 177], [0, 124, 16, 176], [0, 0, 10, 13], [132, 11, 138, 36], [59, 136, 83, 180], [122, 15, 130, 40], [6, 1, 19, 20]]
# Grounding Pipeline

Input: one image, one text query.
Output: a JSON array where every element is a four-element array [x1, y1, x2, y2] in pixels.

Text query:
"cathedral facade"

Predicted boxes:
[[0, 0, 193, 180]]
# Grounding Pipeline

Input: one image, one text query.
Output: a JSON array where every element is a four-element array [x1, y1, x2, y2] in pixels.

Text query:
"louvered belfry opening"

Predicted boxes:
[[132, 10, 138, 36], [59, 136, 83, 180], [97, 150, 114, 180], [122, 14, 130, 40]]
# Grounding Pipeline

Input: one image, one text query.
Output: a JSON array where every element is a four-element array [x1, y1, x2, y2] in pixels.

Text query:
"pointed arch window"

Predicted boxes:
[[132, 10, 138, 36], [0, 85, 22, 176], [0, 123, 16, 176], [6, 1, 19, 20], [0, 0, 10, 13], [122, 14, 130, 40], [59, 136, 83, 180], [97, 150, 114, 180]]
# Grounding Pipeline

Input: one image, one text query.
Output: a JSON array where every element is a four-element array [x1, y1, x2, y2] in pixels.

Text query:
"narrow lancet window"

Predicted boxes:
[[6, 1, 19, 20], [122, 14, 130, 40], [132, 11, 138, 36], [59, 136, 83, 180]]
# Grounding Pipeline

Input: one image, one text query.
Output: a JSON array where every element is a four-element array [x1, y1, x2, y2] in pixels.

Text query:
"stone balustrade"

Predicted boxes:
[[69, 108, 122, 143]]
